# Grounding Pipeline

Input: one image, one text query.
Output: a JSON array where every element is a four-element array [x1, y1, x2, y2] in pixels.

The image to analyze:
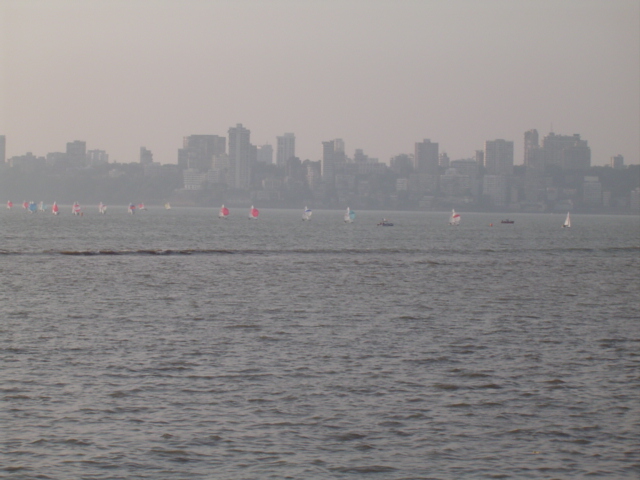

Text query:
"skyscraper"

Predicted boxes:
[[276, 133, 295, 167], [484, 139, 514, 176], [524, 129, 543, 169], [322, 141, 336, 187], [178, 135, 226, 172], [414, 139, 439, 194], [140, 147, 154, 165], [542, 133, 591, 169], [257, 144, 273, 164], [610, 154, 624, 169], [321, 139, 346, 188], [66, 140, 87, 168], [414, 139, 439, 174], [228, 124, 252, 189]]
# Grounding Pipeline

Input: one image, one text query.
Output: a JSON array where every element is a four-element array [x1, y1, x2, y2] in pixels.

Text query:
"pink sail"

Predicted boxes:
[[219, 205, 229, 218], [250, 206, 259, 218]]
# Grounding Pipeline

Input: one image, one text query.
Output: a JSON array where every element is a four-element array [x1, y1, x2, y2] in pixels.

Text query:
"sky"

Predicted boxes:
[[1, 0, 639, 166]]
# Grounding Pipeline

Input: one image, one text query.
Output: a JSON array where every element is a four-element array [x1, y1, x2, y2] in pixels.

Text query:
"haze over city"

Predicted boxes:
[[2, 0, 639, 166]]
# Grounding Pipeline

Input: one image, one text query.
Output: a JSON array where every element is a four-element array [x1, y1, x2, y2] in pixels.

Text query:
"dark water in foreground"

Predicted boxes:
[[1, 208, 639, 479]]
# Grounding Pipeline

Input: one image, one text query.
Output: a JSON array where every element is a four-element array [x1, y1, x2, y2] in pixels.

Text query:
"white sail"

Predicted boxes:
[[563, 212, 571, 228], [302, 207, 312, 221], [344, 207, 355, 223], [449, 209, 461, 225]]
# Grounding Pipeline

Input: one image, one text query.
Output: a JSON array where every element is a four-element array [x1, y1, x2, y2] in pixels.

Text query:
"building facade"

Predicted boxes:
[[484, 139, 514, 176], [228, 124, 252, 190], [276, 133, 295, 167], [543, 133, 591, 169]]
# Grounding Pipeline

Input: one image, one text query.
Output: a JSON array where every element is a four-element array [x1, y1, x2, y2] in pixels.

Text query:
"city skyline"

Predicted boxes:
[[1, 1, 638, 166]]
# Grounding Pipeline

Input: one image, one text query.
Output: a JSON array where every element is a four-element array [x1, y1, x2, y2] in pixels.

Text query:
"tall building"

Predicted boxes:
[[0, 135, 5, 163], [276, 133, 295, 167], [542, 132, 591, 169], [415, 139, 439, 194], [321, 139, 346, 188], [414, 139, 439, 174], [610, 154, 624, 169], [140, 147, 154, 165], [87, 149, 109, 166], [524, 129, 543, 168], [66, 140, 87, 168], [484, 139, 514, 176], [178, 135, 226, 172], [322, 141, 336, 186], [228, 124, 252, 189], [483, 174, 508, 206], [257, 144, 273, 164]]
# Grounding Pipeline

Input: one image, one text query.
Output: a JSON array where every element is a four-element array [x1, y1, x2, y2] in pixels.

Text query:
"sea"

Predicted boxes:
[[1, 206, 639, 479]]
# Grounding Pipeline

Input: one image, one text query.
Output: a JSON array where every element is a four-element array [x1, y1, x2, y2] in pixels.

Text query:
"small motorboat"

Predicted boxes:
[[377, 219, 394, 226], [500, 219, 514, 224]]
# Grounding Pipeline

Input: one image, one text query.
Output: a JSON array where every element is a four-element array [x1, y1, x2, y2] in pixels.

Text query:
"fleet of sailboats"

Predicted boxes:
[[0, 203, 578, 231]]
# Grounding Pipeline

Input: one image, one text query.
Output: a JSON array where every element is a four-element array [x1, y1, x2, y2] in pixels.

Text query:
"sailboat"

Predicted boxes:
[[563, 212, 571, 228], [249, 205, 259, 220], [164, 203, 171, 210], [344, 207, 355, 223], [38, 201, 45, 212], [28, 202, 37, 213], [449, 209, 461, 225], [72, 202, 82, 216], [128, 203, 136, 214], [7, 200, 13, 209], [219, 204, 229, 219], [52, 202, 59, 215], [98, 202, 107, 214], [138, 203, 147, 211], [302, 206, 312, 221], [22, 201, 28, 210]]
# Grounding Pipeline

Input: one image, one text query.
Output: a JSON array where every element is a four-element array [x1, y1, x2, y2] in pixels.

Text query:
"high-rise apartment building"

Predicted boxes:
[[276, 133, 295, 167], [484, 139, 514, 176], [140, 147, 154, 165], [414, 139, 439, 174], [542, 132, 590, 169], [257, 144, 273, 164], [66, 140, 87, 168], [87, 149, 109, 166], [610, 154, 624, 169], [415, 139, 440, 194], [178, 135, 226, 172], [524, 129, 543, 169], [228, 124, 252, 189], [322, 141, 336, 186], [321, 139, 346, 188]]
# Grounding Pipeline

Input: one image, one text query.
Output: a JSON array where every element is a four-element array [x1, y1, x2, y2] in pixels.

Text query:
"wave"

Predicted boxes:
[[0, 245, 637, 256]]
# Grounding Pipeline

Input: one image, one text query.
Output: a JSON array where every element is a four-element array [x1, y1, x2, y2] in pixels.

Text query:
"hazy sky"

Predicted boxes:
[[2, 0, 639, 166]]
